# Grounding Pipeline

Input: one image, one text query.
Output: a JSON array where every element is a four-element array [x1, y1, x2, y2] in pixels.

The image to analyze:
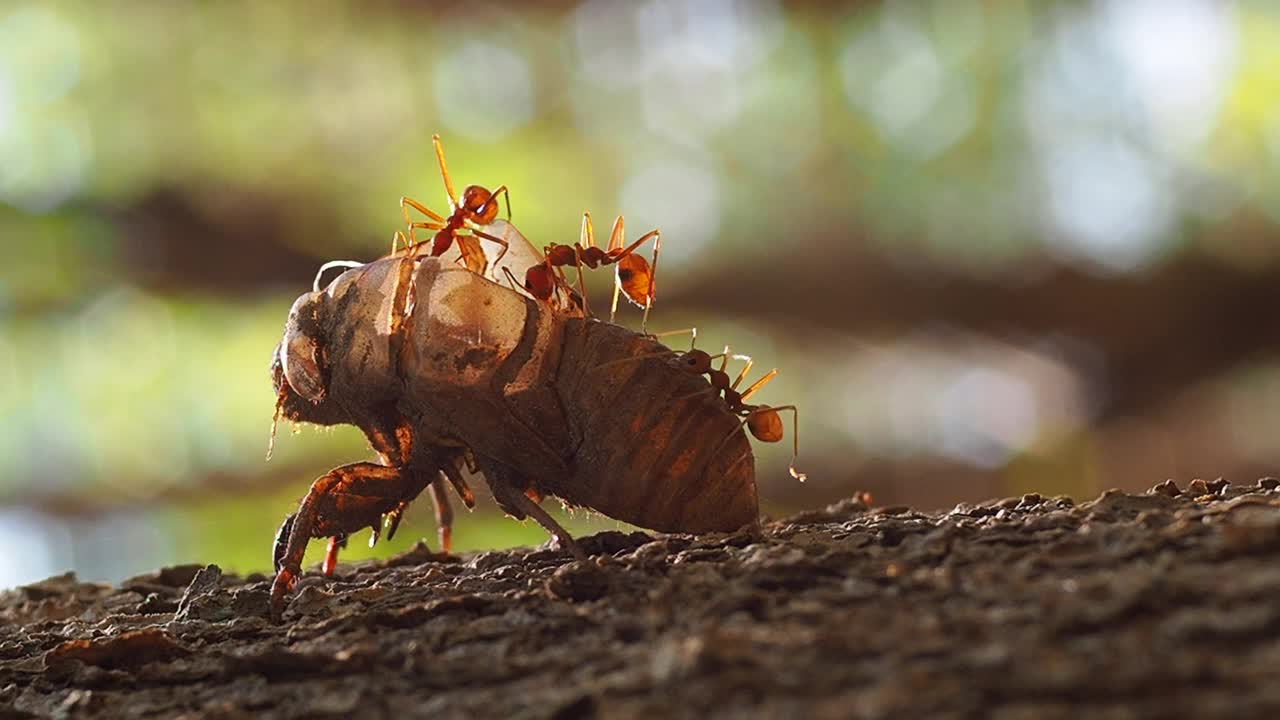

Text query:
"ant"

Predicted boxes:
[[394, 134, 512, 275], [523, 213, 662, 332], [674, 347, 804, 480], [592, 339, 804, 481]]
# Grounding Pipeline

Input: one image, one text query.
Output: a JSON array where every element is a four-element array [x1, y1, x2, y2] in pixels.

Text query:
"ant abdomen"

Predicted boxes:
[[747, 407, 784, 443]]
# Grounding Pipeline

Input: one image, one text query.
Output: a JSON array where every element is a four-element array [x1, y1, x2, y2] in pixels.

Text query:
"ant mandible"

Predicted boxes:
[[395, 134, 513, 275], [523, 213, 662, 332]]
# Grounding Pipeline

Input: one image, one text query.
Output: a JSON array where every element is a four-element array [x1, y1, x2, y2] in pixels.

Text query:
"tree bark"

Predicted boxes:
[[3, 480, 1279, 718]]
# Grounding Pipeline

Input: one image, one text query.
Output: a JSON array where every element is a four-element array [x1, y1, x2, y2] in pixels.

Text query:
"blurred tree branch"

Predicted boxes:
[[7, 192, 1276, 517], [665, 232, 1280, 423]]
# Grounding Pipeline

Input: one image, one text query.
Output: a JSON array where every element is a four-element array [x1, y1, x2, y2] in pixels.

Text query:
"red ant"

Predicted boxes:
[[393, 134, 512, 275], [592, 339, 804, 481], [675, 347, 804, 481], [522, 213, 662, 331]]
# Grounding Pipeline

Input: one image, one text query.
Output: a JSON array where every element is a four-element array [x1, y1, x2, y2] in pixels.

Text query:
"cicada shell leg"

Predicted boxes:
[[484, 467, 585, 561], [428, 478, 455, 554], [506, 489, 586, 561], [322, 535, 348, 575], [270, 461, 432, 622], [441, 457, 476, 508]]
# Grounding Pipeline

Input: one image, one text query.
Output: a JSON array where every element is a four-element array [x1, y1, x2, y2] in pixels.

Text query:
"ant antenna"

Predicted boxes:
[[432, 134, 459, 209]]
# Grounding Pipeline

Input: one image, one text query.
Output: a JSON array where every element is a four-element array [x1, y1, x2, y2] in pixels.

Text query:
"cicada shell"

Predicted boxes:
[[268, 252, 756, 618]]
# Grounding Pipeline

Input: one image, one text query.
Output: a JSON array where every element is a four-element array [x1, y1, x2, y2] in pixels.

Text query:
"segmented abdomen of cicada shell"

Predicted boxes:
[[549, 318, 759, 533]]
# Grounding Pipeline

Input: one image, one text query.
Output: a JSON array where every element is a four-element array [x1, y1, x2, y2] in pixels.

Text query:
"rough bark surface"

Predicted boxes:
[[4, 479, 1280, 719]]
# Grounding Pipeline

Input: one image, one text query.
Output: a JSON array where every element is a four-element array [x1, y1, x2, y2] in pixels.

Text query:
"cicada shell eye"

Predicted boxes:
[[282, 332, 325, 403], [280, 294, 328, 404]]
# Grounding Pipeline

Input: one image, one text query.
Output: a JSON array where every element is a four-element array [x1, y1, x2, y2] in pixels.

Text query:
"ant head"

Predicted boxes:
[[680, 350, 712, 375], [746, 406, 784, 443], [460, 185, 499, 224], [524, 264, 557, 301]]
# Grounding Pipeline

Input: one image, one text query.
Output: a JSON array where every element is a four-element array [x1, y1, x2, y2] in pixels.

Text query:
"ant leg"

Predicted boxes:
[[392, 230, 407, 255], [607, 216, 625, 323], [606, 215, 625, 252], [455, 234, 490, 275], [270, 461, 431, 621], [759, 405, 805, 482], [587, 349, 681, 374], [469, 227, 511, 268], [729, 354, 755, 391], [625, 229, 661, 333], [673, 385, 722, 404], [739, 369, 778, 403], [401, 197, 447, 246], [572, 253, 589, 316], [432, 134, 459, 210], [581, 212, 597, 249], [611, 228, 662, 330], [499, 185, 512, 220], [501, 266, 524, 293], [651, 326, 697, 350], [477, 184, 513, 221], [428, 477, 455, 554], [711, 404, 806, 483], [642, 229, 661, 333]]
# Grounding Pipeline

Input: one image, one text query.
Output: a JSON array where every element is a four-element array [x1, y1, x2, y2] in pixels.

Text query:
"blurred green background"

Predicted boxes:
[[3, 0, 1280, 587]]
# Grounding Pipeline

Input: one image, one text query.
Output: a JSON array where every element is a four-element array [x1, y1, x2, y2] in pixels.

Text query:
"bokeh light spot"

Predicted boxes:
[[434, 41, 534, 141], [619, 156, 721, 269]]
